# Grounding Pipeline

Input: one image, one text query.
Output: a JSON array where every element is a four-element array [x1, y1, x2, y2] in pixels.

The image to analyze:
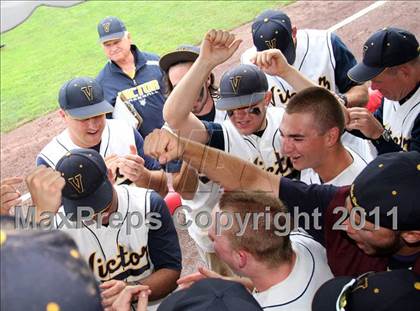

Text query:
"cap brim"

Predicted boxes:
[[66, 99, 114, 120], [157, 289, 188, 311], [159, 50, 199, 72], [347, 63, 385, 83], [99, 31, 125, 43], [312, 276, 352, 311], [63, 178, 113, 221], [216, 92, 265, 111], [282, 36, 296, 65]]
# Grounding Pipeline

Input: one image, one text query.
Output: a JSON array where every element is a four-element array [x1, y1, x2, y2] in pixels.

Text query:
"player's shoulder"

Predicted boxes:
[[290, 228, 325, 254], [37, 130, 68, 165]]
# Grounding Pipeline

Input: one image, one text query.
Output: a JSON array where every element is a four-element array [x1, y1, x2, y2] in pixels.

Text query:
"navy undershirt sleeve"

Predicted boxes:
[[279, 177, 339, 243], [133, 129, 161, 171], [36, 156, 51, 167], [147, 192, 182, 271], [201, 121, 225, 150], [331, 33, 360, 93]]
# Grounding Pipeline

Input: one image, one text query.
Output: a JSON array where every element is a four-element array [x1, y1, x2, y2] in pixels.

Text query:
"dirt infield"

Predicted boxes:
[[1, 1, 419, 275]]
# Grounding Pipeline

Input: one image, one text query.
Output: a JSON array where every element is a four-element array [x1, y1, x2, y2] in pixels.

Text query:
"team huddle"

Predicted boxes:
[[1, 8, 420, 311]]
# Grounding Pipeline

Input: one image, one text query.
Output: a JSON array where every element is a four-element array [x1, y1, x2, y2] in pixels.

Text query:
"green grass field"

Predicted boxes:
[[0, 0, 290, 133]]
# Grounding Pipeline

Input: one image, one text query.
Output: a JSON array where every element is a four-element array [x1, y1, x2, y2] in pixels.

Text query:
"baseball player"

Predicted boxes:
[[27, 149, 182, 306], [346, 27, 420, 154], [96, 16, 166, 138], [282, 86, 371, 186], [241, 10, 376, 163], [143, 128, 420, 276], [241, 9, 368, 108], [177, 191, 333, 310], [162, 30, 308, 271], [36, 76, 183, 197], [159, 44, 227, 123]]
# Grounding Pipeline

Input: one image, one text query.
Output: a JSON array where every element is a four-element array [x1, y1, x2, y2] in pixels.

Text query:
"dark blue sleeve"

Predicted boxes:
[[133, 129, 182, 172], [202, 121, 225, 150], [331, 33, 360, 93], [373, 100, 385, 124], [133, 129, 161, 171], [36, 156, 51, 167], [147, 192, 182, 271], [279, 177, 339, 243]]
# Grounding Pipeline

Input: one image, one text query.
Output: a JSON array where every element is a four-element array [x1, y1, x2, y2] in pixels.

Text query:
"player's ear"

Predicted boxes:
[[264, 91, 272, 107], [59, 109, 66, 119], [401, 231, 420, 244], [291, 27, 297, 39]]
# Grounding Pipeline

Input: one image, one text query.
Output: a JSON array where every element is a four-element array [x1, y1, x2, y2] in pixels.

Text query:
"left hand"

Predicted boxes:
[[100, 280, 127, 310], [110, 285, 151, 311], [346, 107, 384, 139]]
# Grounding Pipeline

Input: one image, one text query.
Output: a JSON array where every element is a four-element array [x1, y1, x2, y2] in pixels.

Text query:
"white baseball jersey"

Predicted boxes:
[[252, 230, 333, 310], [222, 106, 293, 176], [241, 29, 337, 108], [57, 185, 154, 283], [382, 87, 420, 151], [185, 107, 294, 253], [214, 108, 228, 123], [38, 119, 135, 168], [300, 146, 370, 186]]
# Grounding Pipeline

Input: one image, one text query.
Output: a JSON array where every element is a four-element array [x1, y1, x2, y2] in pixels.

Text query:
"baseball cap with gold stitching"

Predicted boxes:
[[348, 27, 419, 83], [55, 148, 113, 221], [97, 16, 126, 43], [58, 77, 113, 120]]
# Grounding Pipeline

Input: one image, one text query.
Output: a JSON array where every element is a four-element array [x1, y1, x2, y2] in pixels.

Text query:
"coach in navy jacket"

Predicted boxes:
[[96, 16, 166, 138]]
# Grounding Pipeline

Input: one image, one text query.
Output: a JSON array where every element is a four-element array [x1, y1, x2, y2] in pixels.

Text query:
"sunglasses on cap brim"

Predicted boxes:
[[226, 105, 262, 117]]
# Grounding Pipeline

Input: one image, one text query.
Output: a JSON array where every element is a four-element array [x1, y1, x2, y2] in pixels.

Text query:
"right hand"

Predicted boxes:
[[25, 166, 65, 217], [199, 29, 242, 68], [144, 129, 184, 165], [0, 177, 23, 215], [177, 266, 222, 289], [250, 49, 291, 77]]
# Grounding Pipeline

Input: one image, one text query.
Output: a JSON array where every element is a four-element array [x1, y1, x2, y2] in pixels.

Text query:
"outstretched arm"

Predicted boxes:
[[163, 29, 242, 143], [144, 129, 281, 197], [251, 48, 316, 91]]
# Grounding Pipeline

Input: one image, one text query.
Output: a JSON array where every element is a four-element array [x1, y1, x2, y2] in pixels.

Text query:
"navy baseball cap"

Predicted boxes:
[[0, 216, 102, 310], [216, 64, 268, 110], [350, 151, 420, 231], [312, 270, 420, 311], [252, 10, 296, 65], [59, 77, 113, 120], [56, 148, 113, 221], [97, 16, 127, 43], [159, 45, 200, 73], [348, 27, 419, 83], [158, 278, 264, 311]]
